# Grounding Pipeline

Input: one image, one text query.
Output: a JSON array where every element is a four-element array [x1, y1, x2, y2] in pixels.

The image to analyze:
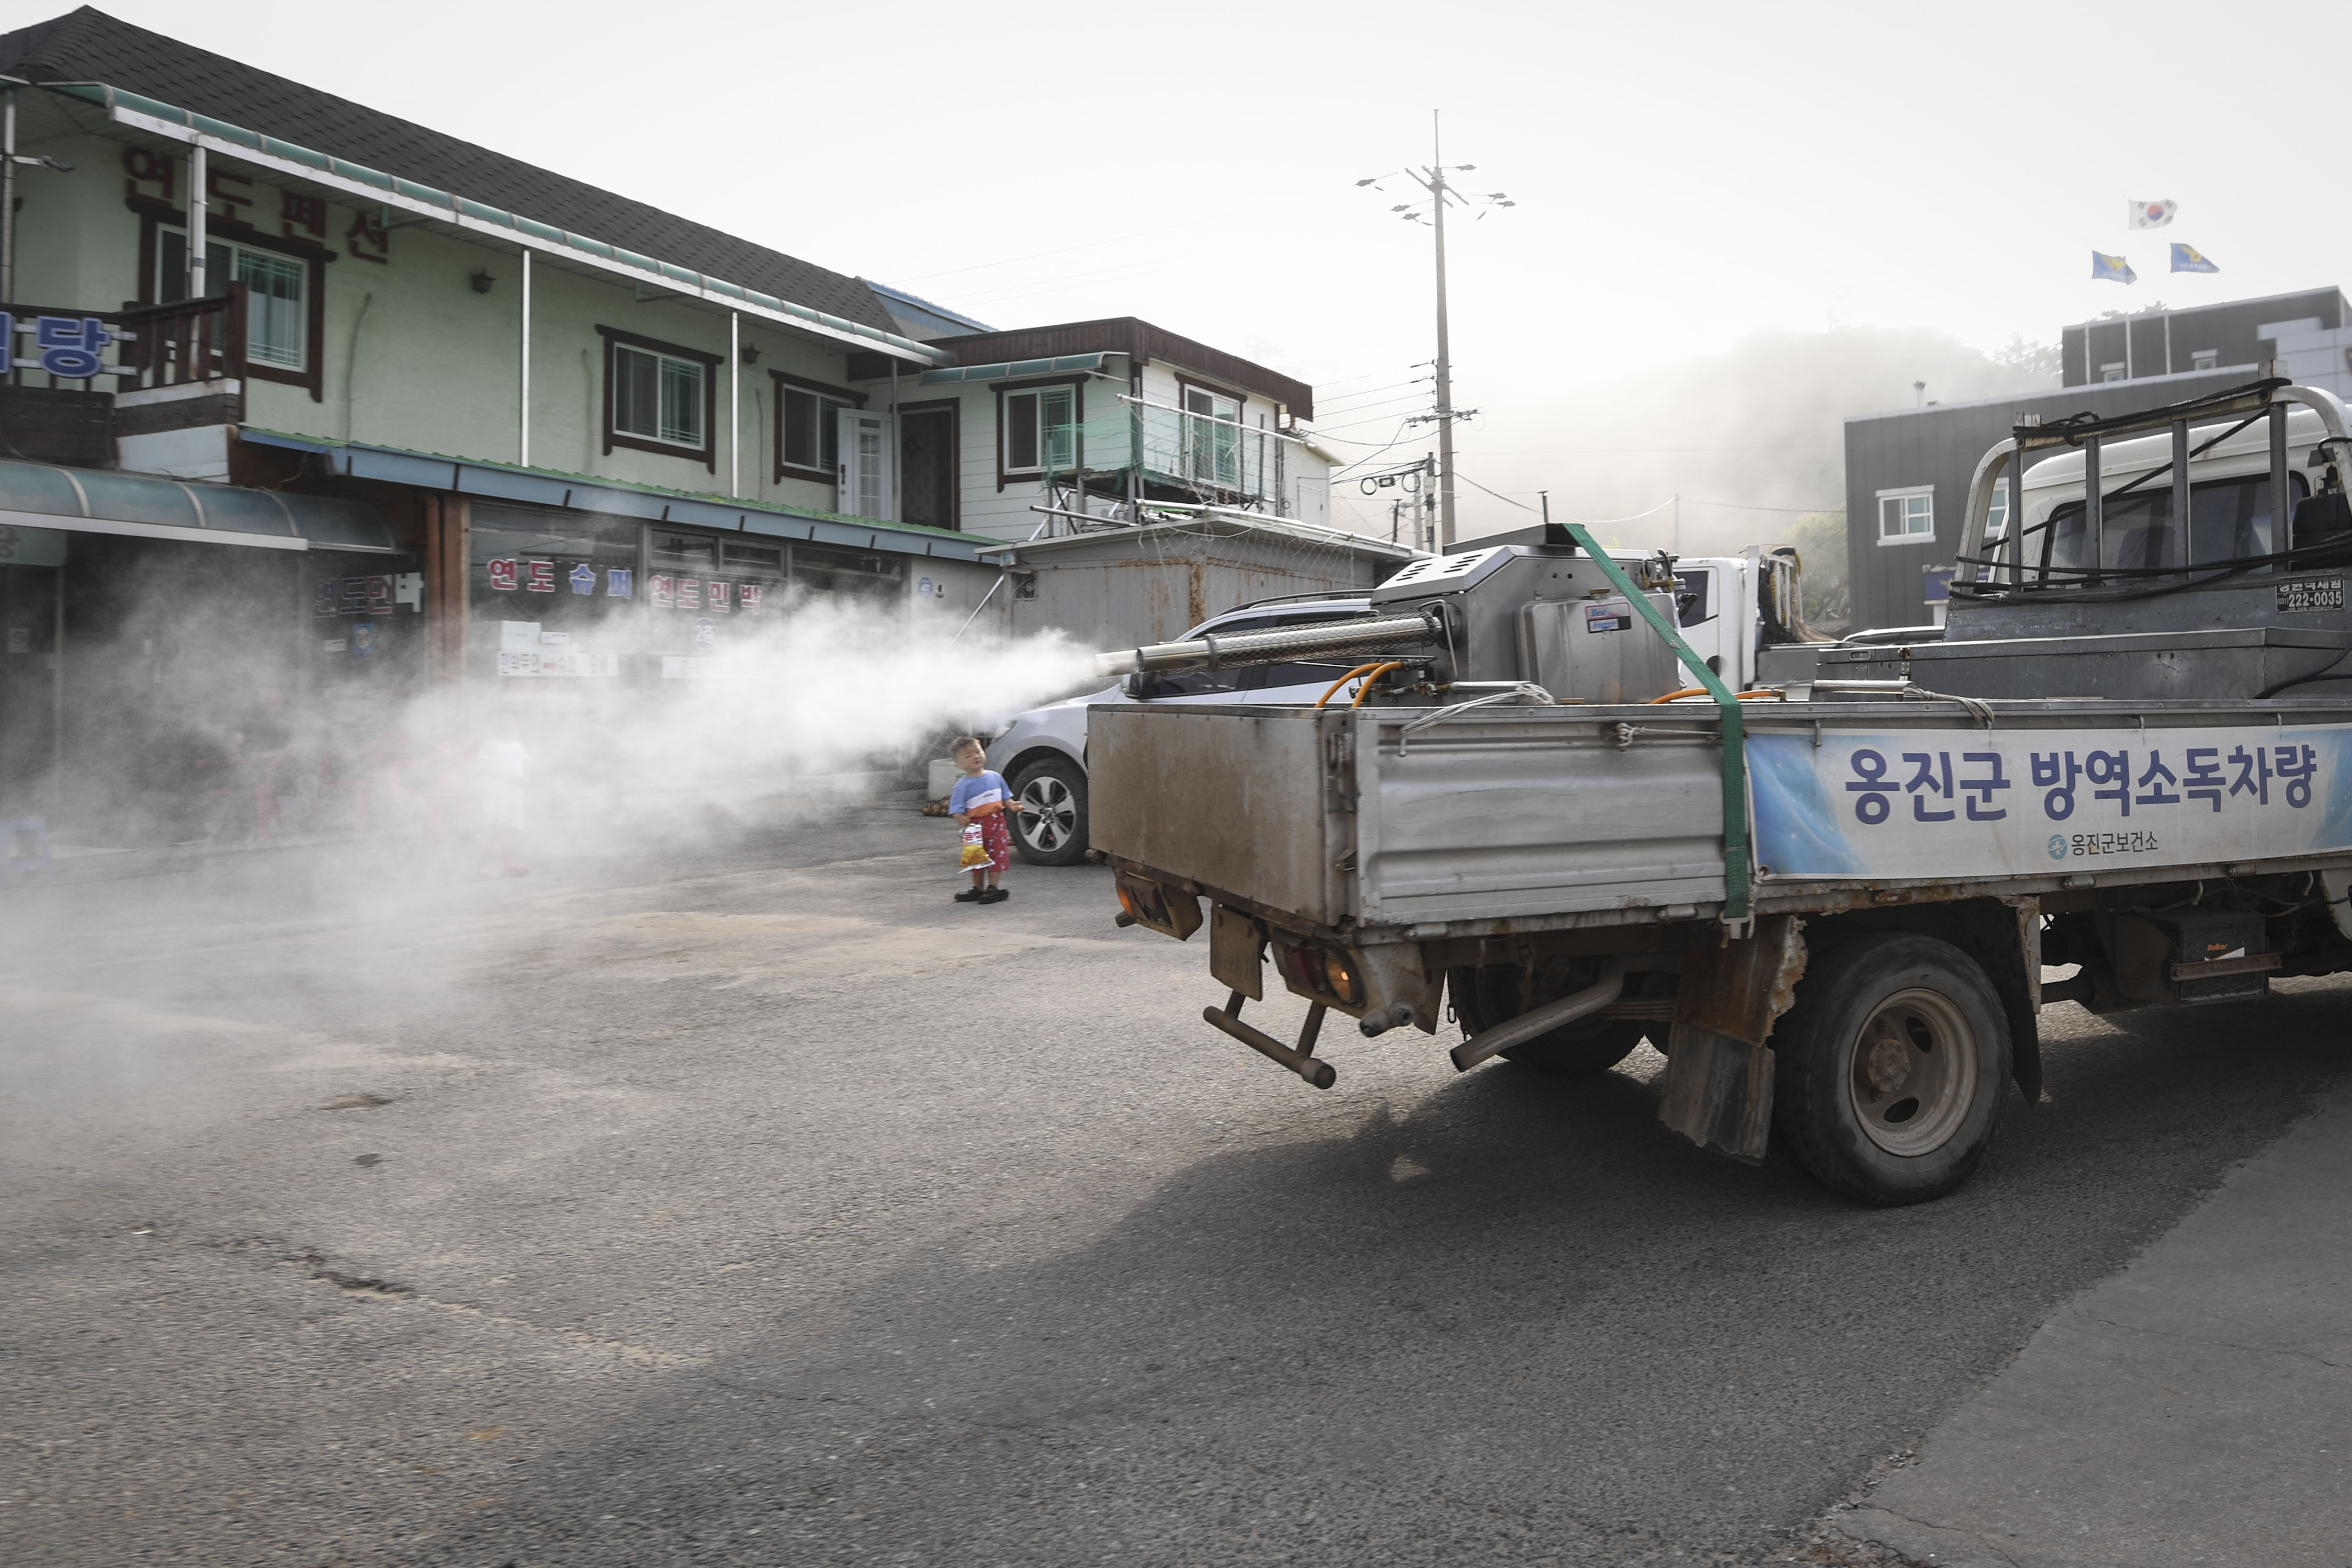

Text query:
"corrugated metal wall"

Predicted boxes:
[[1004, 530, 1393, 652]]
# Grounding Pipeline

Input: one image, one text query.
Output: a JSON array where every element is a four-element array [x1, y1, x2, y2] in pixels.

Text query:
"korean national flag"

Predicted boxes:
[[2170, 243, 2220, 275], [2092, 251, 2138, 285], [2129, 199, 2177, 229]]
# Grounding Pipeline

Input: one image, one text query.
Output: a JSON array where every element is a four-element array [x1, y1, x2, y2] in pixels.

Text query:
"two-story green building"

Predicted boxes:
[[0, 8, 1379, 842]]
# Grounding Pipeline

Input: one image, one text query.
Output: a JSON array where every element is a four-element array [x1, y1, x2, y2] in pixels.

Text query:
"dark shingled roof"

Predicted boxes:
[[0, 6, 899, 334]]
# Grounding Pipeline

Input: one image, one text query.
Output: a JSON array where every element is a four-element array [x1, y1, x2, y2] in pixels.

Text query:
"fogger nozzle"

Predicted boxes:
[[1093, 609, 1443, 679]]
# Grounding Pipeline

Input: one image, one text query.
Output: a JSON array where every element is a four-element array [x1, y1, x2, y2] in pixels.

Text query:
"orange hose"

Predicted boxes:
[[1349, 662, 1408, 708], [1646, 687, 1779, 704], [1314, 664, 1383, 709]]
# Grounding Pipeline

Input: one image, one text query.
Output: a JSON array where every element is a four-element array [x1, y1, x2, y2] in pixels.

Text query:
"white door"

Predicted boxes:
[[837, 410, 894, 520]]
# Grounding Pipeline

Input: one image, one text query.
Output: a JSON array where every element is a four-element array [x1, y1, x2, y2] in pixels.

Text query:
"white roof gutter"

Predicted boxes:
[[49, 82, 948, 367]]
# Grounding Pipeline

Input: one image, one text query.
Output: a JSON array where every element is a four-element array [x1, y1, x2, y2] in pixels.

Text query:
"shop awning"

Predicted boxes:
[[236, 429, 1005, 562], [0, 459, 400, 553], [918, 353, 1108, 385]]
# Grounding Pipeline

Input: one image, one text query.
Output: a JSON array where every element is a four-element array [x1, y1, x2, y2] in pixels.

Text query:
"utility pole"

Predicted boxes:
[[1358, 122, 1508, 554], [1422, 452, 1438, 552], [1428, 111, 1457, 548], [1, 89, 15, 302]]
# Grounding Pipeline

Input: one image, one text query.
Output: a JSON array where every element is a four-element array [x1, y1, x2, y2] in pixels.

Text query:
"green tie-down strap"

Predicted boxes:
[[1560, 524, 1751, 924]]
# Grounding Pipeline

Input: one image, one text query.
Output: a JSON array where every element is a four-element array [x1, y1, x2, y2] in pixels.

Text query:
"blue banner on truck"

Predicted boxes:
[[1749, 725, 2352, 879]]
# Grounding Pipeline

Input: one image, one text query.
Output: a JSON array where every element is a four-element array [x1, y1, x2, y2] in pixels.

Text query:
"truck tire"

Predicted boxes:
[[1771, 932, 2010, 1206], [1448, 963, 1646, 1077], [1010, 757, 1089, 867]]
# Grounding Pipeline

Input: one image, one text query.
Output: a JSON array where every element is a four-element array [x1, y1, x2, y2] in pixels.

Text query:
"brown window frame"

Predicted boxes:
[[598, 324, 722, 472], [769, 370, 867, 486], [993, 375, 1086, 492], [130, 195, 334, 402]]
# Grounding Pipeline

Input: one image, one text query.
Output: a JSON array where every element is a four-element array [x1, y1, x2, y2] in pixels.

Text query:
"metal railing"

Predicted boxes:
[[0, 283, 247, 392], [1042, 397, 1292, 506]]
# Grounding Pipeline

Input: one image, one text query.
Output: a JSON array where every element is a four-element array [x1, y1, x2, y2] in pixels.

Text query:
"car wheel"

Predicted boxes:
[[1010, 757, 1089, 867], [1771, 932, 2010, 1206]]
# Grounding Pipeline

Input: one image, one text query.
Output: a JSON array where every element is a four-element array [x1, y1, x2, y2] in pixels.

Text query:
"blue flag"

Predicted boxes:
[[2092, 251, 2137, 284], [2170, 243, 2220, 274]]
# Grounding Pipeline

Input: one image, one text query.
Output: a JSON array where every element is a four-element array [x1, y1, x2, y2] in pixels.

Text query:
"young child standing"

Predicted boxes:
[[948, 736, 1019, 904]]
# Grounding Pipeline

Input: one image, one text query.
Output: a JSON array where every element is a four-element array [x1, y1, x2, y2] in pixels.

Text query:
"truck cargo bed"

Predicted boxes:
[[1091, 697, 2352, 940]]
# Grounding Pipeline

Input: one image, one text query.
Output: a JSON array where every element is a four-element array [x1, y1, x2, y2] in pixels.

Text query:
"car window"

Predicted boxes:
[[1238, 661, 1372, 692], [1673, 569, 1713, 627], [1141, 668, 1244, 698], [1187, 605, 1367, 639]]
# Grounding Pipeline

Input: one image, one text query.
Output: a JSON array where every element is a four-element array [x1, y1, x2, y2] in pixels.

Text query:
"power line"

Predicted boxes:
[[1456, 472, 1541, 514]]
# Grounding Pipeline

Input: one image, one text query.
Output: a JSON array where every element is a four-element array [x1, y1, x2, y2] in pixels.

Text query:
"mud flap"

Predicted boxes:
[[1655, 914, 1806, 1164], [2006, 897, 2044, 1105], [1657, 1025, 1776, 1165]]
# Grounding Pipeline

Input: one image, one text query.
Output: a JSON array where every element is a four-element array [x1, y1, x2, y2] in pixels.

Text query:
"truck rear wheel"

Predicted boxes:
[[1771, 933, 2010, 1206], [1010, 757, 1089, 867], [1448, 963, 1646, 1077]]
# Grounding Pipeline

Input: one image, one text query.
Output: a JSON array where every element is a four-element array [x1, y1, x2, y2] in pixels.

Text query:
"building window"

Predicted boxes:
[[158, 230, 309, 370], [1002, 385, 1078, 474], [2191, 349, 2219, 371], [613, 344, 704, 448], [1182, 384, 1243, 487], [2100, 362, 2127, 383], [775, 379, 854, 481], [1877, 488, 1935, 545], [599, 326, 720, 470]]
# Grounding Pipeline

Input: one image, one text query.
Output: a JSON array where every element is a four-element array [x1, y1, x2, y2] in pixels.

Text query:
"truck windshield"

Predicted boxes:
[[2030, 471, 2306, 580]]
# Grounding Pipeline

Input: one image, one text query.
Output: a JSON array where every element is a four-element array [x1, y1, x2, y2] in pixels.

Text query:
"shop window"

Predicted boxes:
[[796, 544, 903, 603], [469, 506, 642, 679], [722, 542, 783, 570]]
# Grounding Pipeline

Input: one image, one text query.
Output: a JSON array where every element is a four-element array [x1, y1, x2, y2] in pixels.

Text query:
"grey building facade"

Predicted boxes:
[[2062, 287, 2348, 386]]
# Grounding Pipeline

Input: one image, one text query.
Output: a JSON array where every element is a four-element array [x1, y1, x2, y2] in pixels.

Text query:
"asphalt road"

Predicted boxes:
[[3, 810, 2344, 1567]]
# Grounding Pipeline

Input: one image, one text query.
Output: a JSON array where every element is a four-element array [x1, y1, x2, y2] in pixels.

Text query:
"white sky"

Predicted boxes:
[[8, 0, 2341, 540]]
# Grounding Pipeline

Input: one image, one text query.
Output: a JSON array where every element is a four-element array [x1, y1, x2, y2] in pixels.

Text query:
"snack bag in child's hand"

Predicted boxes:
[[958, 822, 990, 871]]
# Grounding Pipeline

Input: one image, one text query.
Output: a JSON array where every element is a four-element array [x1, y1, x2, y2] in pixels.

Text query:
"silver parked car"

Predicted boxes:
[[988, 595, 1388, 866]]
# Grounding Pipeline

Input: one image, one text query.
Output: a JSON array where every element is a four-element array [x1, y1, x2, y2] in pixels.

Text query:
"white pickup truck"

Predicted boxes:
[[988, 547, 1787, 865]]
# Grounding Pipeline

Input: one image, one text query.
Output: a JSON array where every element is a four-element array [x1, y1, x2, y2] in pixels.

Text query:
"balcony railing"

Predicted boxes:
[[1042, 396, 1292, 506], [0, 283, 248, 393]]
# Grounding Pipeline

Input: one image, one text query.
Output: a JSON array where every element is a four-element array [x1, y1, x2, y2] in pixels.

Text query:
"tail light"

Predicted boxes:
[[1271, 939, 1361, 1007], [1112, 872, 1201, 939]]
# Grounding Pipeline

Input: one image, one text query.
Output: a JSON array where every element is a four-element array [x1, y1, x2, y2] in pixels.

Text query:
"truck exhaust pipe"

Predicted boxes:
[[1096, 608, 1444, 679], [1449, 958, 1629, 1072]]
